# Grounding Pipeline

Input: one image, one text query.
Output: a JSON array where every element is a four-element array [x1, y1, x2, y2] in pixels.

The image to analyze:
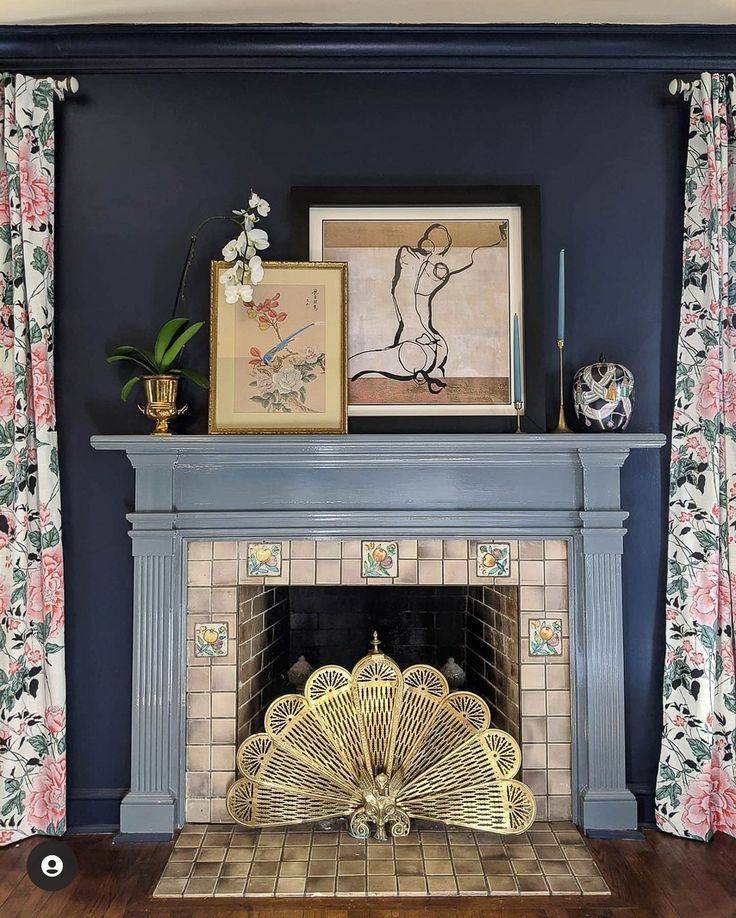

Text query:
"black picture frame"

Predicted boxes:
[[291, 185, 544, 433]]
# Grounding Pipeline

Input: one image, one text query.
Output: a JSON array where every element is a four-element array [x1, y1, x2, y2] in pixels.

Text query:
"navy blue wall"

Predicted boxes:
[[54, 71, 685, 827]]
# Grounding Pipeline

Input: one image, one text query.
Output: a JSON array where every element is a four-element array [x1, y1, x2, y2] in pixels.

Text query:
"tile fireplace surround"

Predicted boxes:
[[91, 433, 664, 841]]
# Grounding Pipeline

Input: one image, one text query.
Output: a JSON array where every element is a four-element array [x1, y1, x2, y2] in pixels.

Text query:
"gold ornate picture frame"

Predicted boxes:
[[209, 261, 347, 434]]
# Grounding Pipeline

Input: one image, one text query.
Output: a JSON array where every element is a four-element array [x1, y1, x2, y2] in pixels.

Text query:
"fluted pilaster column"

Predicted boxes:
[[119, 528, 182, 836]]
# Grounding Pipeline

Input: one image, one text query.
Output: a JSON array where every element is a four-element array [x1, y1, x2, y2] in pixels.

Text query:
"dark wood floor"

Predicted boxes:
[[1, 828, 735, 917]]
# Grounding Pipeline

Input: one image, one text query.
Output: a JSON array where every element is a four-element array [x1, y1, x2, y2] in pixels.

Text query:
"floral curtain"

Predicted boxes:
[[657, 73, 736, 840], [0, 74, 67, 845]]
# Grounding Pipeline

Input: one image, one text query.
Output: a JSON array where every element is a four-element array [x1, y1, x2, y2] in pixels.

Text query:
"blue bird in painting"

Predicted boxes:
[[262, 323, 316, 364]]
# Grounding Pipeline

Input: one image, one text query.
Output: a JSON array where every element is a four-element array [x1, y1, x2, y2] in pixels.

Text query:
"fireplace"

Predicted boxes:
[[91, 432, 665, 838]]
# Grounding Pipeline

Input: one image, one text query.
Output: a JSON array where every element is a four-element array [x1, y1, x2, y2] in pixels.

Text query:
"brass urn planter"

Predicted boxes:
[[139, 375, 187, 436]]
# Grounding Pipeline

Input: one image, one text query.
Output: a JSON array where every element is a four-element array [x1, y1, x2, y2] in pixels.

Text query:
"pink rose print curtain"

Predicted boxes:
[[657, 73, 736, 840], [0, 74, 67, 845]]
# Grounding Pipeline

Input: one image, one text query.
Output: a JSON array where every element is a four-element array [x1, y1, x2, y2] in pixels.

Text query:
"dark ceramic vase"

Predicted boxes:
[[572, 354, 634, 431]]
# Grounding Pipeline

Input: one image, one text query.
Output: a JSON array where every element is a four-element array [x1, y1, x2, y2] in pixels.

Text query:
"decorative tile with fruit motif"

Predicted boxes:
[[194, 622, 228, 657], [476, 542, 511, 577], [247, 542, 282, 577], [529, 619, 562, 656], [361, 540, 398, 578]]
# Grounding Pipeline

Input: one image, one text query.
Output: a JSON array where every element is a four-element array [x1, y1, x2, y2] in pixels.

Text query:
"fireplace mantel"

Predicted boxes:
[[92, 433, 665, 838]]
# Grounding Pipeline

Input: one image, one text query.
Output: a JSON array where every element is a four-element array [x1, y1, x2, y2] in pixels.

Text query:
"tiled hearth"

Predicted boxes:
[[153, 821, 610, 898], [185, 538, 571, 827]]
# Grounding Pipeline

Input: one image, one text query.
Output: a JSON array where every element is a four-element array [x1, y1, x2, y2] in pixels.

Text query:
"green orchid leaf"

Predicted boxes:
[[154, 318, 189, 367], [177, 367, 210, 390], [121, 376, 142, 402], [160, 321, 205, 370]]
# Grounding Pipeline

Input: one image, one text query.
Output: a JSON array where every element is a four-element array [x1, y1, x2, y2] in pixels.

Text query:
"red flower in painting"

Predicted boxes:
[[248, 347, 262, 366]]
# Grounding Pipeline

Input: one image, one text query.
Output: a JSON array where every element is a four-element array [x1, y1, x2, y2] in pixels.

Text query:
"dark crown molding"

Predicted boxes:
[[0, 23, 733, 74]]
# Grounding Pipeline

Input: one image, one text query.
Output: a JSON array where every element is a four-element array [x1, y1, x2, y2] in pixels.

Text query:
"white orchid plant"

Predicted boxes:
[[219, 192, 271, 306]]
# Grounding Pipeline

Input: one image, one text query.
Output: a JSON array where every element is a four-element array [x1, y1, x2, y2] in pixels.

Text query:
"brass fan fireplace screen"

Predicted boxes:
[[227, 635, 536, 840]]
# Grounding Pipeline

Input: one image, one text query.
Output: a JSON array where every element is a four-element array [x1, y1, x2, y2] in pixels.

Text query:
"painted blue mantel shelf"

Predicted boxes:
[[91, 432, 665, 840]]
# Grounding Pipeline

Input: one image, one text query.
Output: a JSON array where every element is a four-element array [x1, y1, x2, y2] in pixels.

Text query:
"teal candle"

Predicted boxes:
[[513, 314, 521, 403], [557, 249, 565, 342]]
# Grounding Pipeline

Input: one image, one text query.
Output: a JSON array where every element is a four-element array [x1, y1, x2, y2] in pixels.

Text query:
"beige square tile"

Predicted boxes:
[[188, 541, 212, 560], [522, 716, 547, 743], [306, 876, 337, 895], [547, 690, 571, 716], [512, 859, 542, 875], [522, 769, 547, 795], [211, 718, 235, 744], [341, 540, 362, 559], [275, 877, 307, 895], [154, 878, 188, 897], [316, 541, 341, 559], [520, 665, 545, 690], [212, 540, 237, 559], [441, 559, 466, 584], [418, 539, 443, 559], [443, 539, 468, 559], [187, 587, 211, 613], [282, 845, 310, 861], [427, 875, 458, 894], [425, 858, 453, 875], [211, 665, 236, 692], [210, 588, 237, 614], [487, 874, 518, 893], [187, 561, 211, 587], [457, 875, 487, 894], [569, 859, 601, 877], [244, 876, 277, 894], [578, 876, 610, 895], [213, 877, 247, 896], [220, 862, 251, 878], [418, 559, 442, 584], [186, 745, 210, 772], [548, 796, 573, 820], [544, 539, 567, 560], [308, 859, 337, 877], [367, 875, 397, 895], [185, 772, 210, 798], [290, 559, 316, 585], [520, 561, 545, 585], [187, 667, 210, 693], [187, 719, 210, 745], [316, 559, 341, 584], [198, 846, 227, 862], [545, 586, 569, 611], [184, 877, 217, 896], [398, 876, 428, 894], [544, 560, 568, 585], [522, 743, 547, 768], [519, 540, 544, 559], [398, 539, 418, 558], [336, 875, 366, 894], [291, 540, 316, 559], [368, 859, 395, 876], [340, 559, 363, 584], [338, 859, 365, 876], [546, 665, 570, 690], [210, 771, 233, 797], [396, 559, 418, 584], [547, 716, 572, 743], [521, 690, 546, 716], [547, 743, 571, 768], [519, 586, 545, 611], [187, 692, 210, 719]]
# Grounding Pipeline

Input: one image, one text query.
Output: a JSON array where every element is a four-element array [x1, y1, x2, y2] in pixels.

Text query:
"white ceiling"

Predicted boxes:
[[2, 0, 735, 26]]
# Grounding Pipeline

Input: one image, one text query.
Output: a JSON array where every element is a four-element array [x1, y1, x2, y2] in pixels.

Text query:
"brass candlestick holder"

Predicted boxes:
[[554, 340, 572, 433], [514, 401, 523, 433]]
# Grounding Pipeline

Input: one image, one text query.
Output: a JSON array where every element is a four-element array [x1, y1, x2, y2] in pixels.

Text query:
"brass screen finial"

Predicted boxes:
[[370, 631, 381, 654]]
